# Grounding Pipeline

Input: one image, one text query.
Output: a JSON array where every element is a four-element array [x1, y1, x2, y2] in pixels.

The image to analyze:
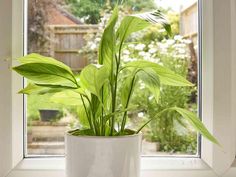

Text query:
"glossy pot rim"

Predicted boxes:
[[65, 131, 142, 139]]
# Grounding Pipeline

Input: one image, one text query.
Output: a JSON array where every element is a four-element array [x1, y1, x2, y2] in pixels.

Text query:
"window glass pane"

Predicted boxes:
[[26, 0, 199, 156]]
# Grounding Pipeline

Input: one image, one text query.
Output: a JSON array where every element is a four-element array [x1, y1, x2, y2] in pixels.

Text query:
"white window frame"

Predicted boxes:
[[0, 0, 236, 176]]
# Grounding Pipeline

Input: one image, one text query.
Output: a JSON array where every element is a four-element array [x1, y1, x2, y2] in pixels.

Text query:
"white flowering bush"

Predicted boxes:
[[116, 35, 197, 154]]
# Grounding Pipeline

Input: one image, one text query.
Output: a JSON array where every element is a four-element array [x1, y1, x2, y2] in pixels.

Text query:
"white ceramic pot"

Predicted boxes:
[[65, 133, 142, 177]]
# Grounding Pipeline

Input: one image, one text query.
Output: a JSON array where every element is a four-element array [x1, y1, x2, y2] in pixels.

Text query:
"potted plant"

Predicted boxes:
[[39, 109, 60, 122], [13, 7, 219, 177]]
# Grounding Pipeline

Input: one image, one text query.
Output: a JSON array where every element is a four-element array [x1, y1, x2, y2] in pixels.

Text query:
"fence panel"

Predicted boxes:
[[48, 25, 98, 71]]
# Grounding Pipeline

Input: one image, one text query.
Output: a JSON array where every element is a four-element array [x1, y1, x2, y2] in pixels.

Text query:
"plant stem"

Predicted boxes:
[[85, 95, 99, 135], [110, 54, 120, 135], [101, 86, 105, 135], [120, 75, 136, 133], [110, 34, 126, 135], [80, 95, 94, 134], [135, 108, 170, 133]]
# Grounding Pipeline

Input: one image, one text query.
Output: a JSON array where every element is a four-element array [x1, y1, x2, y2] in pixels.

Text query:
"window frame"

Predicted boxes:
[[1, 0, 236, 176], [24, 0, 202, 158]]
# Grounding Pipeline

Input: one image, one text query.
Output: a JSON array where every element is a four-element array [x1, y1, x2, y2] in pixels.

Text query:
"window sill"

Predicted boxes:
[[6, 157, 220, 177]]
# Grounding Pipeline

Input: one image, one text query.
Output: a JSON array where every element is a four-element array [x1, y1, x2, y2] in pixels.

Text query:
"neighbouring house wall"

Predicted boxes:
[[0, 0, 13, 176], [180, 2, 198, 40]]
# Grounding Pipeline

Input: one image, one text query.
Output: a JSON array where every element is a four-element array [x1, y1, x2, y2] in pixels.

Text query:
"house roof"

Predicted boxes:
[[47, 5, 83, 25]]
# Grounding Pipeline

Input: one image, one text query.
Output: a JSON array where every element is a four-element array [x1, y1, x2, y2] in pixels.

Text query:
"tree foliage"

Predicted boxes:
[[65, 0, 157, 24]]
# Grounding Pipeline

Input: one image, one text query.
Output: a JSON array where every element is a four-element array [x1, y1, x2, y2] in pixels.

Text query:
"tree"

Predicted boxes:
[[65, 0, 156, 24], [28, 0, 63, 53]]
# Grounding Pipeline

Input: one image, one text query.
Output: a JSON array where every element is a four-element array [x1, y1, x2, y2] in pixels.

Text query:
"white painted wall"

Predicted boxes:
[[0, 0, 13, 177]]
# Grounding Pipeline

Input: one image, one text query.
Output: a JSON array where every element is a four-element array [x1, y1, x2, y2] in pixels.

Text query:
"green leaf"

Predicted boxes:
[[18, 53, 74, 76], [171, 107, 220, 145], [77, 105, 90, 128], [124, 60, 193, 86], [18, 83, 65, 95], [50, 90, 82, 106], [117, 10, 171, 43], [13, 63, 78, 87], [18, 83, 45, 95], [98, 6, 118, 68], [50, 89, 90, 128], [80, 64, 109, 98], [121, 72, 137, 108], [137, 68, 161, 103]]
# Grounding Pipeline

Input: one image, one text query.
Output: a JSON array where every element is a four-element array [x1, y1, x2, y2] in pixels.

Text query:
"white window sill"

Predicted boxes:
[[14, 157, 209, 170], [6, 157, 222, 177]]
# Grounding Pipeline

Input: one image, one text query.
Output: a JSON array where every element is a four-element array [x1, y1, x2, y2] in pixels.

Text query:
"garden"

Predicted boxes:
[[26, 0, 198, 155]]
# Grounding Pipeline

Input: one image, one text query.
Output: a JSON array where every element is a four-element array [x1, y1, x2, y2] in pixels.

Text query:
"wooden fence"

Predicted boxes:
[[46, 25, 98, 71]]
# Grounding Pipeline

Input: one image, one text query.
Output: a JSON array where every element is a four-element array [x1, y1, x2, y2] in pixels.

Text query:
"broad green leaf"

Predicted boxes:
[[13, 63, 78, 87], [50, 90, 82, 106], [171, 107, 220, 145], [73, 87, 89, 97], [19, 83, 45, 95], [51, 90, 90, 128], [91, 93, 102, 118], [117, 10, 171, 43], [98, 6, 118, 68], [77, 104, 90, 128], [18, 53, 73, 76], [124, 60, 193, 86], [18, 83, 65, 95], [121, 73, 137, 108], [80, 64, 109, 98], [137, 68, 160, 103], [35, 83, 77, 89], [102, 82, 112, 112]]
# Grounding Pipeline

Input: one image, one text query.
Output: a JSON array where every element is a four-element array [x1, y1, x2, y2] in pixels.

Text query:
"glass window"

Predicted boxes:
[[25, 0, 200, 157]]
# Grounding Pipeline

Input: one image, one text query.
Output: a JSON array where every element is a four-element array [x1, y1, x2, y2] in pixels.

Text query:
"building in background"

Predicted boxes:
[[180, 1, 198, 99], [47, 5, 83, 25], [180, 1, 198, 45]]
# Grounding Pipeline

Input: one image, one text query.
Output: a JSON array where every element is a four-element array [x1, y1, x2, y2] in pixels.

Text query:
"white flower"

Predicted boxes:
[[90, 43, 97, 50], [123, 55, 130, 62], [138, 51, 146, 57], [128, 44, 135, 48], [148, 96, 154, 101], [173, 43, 186, 48], [95, 38, 100, 42], [138, 112, 144, 118], [178, 49, 186, 54], [123, 49, 130, 55], [148, 44, 154, 48], [135, 44, 145, 51], [174, 35, 183, 41], [159, 43, 169, 50], [166, 39, 175, 45], [149, 48, 157, 54], [158, 29, 166, 33], [124, 57, 137, 62]]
